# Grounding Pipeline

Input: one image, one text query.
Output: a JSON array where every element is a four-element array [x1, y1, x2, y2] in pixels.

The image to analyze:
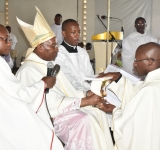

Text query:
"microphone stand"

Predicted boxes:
[[97, 15, 122, 49]]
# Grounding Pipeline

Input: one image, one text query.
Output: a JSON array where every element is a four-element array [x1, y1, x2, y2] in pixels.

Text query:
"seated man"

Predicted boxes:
[[99, 42, 160, 150], [55, 19, 94, 92], [16, 7, 113, 150], [0, 24, 63, 150]]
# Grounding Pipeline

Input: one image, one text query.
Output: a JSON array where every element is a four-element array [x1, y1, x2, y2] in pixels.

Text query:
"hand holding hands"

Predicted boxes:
[[81, 93, 106, 107], [98, 103, 115, 113], [98, 72, 121, 83]]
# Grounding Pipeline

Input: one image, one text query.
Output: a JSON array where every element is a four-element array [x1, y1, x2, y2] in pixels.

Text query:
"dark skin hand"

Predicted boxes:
[[42, 76, 56, 88], [81, 93, 106, 107], [98, 72, 121, 83], [98, 103, 115, 113], [86, 90, 94, 97]]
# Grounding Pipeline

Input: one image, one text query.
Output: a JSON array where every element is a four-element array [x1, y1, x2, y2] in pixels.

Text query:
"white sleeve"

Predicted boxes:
[[122, 38, 134, 73], [16, 65, 81, 118]]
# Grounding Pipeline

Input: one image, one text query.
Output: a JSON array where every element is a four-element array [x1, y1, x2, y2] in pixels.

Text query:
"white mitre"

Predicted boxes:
[[17, 6, 55, 58]]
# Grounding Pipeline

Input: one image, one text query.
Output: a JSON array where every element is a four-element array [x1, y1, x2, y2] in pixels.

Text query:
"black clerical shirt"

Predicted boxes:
[[61, 41, 78, 53]]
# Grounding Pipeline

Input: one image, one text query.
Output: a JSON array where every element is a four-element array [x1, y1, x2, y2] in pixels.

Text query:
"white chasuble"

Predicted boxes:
[[16, 53, 113, 150], [109, 69, 160, 150]]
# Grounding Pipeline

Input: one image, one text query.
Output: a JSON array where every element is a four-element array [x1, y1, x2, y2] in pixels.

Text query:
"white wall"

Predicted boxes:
[[0, 12, 5, 26], [5, 0, 160, 66], [94, 0, 153, 37], [0, 0, 5, 26], [151, 0, 160, 41]]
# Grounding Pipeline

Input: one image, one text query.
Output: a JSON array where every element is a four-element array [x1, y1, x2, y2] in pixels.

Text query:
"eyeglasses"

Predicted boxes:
[[0, 37, 12, 43], [135, 23, 146, 26], [134, 58, 160, 62], [41, 43, 58, 49]]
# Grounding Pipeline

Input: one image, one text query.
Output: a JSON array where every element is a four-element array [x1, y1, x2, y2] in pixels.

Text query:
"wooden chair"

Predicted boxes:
[[10, 50, 18, 69]]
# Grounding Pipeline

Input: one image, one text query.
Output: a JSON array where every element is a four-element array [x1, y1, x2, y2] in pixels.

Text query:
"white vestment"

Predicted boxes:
[[50, 24, 63, 45], [10, 32, 18, 50], [0, 56, 63, 150], [2, 53, 14, 69], [122, 31, 157, 73], [108, 68, 160, 150], [55, 44, 94, 91], [16, 52, 113, 150]]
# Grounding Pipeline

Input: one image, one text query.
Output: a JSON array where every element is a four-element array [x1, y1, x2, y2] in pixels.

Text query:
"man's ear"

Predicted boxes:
[[36, 44, 43, 52], [62, 31, 66, 38]]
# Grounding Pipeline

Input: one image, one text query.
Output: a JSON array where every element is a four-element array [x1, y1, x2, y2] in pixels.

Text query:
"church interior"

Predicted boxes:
[[1, 0, 160, 149]]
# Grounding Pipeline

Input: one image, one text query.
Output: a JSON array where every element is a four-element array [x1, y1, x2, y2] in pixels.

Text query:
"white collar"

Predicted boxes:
[[64, 41, 77, 49]]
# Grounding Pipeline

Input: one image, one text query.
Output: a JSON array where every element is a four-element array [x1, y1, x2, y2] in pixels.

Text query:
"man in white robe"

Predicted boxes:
[[98, 42, 160, 150], [50, 14, 63, 45], [6, 26, 18, 50], [0, 24, 63, 150], [122, 17, 157, 74], [3, 26, 18, 69], [16, 7, 113, 150], [55, 19, 94, 92]]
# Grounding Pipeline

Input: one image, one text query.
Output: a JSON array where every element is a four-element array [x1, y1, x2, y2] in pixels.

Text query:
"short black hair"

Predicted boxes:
[[86, 43, 92, 47], [6, 26, 11, 28], [55, 14, 62, 18], [62, 19, 77, 31], [135, 17, 146, 24]]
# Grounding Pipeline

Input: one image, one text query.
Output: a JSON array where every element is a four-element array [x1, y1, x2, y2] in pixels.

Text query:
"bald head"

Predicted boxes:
[[0, 24, 10, 37], [134, 42, 160, 76], [0, 24, 7, 34], [137, 42, 160, 59]]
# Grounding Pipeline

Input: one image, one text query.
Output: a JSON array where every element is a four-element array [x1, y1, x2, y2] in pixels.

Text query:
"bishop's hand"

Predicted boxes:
[[81, 93, 106, 107], [42, 76, 56, 88]]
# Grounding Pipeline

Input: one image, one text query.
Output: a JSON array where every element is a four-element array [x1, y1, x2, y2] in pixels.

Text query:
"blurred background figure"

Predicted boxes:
[[86, 42, 95, 73], [50, 14, 63, 45], [122, 17, 157, 74], [78, 42, 84, 48], [6, 26, 18, 50]]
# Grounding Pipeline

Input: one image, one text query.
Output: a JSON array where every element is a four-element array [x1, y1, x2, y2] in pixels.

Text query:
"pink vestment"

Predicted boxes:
[[54, 99, 94, 150]]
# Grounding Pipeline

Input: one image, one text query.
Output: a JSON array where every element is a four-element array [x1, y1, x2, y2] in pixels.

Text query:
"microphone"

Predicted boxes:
[[51, 64, 60, 77], [101, 15, 124, 33], [45, 63, 60, 94], [45, 62, 54, 94], [101, 15, 114, 19]]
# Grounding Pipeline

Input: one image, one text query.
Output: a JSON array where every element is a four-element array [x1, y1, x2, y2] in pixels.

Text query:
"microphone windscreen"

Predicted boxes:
[[101, 15, 107, 19], [47, 62, 54, 76], [52, 64, 60, 77], [47, 61, 54, 69], [45, 62, 54, 94]]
